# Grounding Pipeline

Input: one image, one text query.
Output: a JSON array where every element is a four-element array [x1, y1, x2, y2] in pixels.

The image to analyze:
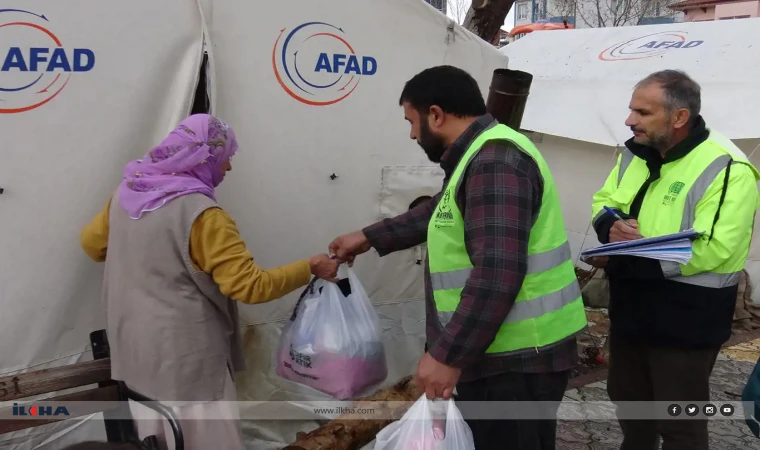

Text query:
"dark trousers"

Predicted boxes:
[[456, 371, 570, 450], [607, 332, 720, 450]]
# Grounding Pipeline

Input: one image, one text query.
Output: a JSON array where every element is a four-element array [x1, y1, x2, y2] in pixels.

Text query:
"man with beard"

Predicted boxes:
[[329, 65, 587, 449], [588, 70, 759, 450]]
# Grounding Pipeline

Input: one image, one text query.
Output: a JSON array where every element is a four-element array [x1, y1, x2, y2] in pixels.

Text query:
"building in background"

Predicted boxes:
[[513, 0, 680, 30], [496, 28, 510, 47], [669, 0, 759, 20], [424, 0, 448, 14]]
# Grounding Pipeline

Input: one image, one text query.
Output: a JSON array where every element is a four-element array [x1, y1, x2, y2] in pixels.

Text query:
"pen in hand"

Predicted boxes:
[[603, 206, 639, 231]]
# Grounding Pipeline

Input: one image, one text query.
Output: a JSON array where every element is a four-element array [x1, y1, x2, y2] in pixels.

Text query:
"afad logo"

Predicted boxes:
[[12, 403, 70, 417], [272, 22, 377, 106], [0, 8, 95, 113], [598, 31, 704, 61]]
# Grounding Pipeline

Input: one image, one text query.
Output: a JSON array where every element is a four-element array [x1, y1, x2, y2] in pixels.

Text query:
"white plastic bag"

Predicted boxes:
[[276, 265, 388, 399], [375, 394, 475, 450]]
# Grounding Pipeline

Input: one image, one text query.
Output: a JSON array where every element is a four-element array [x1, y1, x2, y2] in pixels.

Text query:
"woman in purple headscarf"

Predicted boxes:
[[80, 114, 338, 450]]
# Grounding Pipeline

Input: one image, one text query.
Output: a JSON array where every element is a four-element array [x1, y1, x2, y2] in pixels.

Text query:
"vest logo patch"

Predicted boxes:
[[434, 189, 455, 228], [662, 181, 685, 205]]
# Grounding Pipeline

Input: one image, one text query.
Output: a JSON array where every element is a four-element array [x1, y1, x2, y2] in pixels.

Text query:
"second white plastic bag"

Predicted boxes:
[[375, 394, 475, 450], [276, 265, 388, 399]]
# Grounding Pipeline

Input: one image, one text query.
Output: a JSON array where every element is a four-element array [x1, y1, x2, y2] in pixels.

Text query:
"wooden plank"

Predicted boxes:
[[0, 384, 120, 434], [0, 358, 111, 402], [284, 376, 422, 450]]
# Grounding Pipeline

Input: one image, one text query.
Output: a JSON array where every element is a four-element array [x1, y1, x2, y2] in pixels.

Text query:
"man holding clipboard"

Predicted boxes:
[[588, 70, 760, 450]]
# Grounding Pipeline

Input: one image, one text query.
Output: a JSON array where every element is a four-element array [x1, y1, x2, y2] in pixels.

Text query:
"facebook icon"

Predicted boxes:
[[668, 404, 682, 417]]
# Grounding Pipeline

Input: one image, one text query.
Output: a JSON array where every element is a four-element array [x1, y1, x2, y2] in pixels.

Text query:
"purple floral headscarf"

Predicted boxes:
[[119, 114, 238, 219]]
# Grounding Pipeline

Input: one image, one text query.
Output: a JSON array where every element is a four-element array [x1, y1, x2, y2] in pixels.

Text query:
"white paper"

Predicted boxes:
[[581, 229, 702, 264]]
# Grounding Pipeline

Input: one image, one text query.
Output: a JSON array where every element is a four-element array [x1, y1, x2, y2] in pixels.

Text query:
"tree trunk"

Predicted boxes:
[[462, 0, 516, 44], [283, 376, 423, 450]]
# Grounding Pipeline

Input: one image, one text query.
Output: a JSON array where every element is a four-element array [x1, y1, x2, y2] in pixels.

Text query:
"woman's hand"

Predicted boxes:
[[309, 254, 340, 282]]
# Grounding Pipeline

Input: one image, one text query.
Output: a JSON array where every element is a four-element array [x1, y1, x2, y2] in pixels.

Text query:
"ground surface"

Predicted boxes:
[[557, 338, 760, 449]]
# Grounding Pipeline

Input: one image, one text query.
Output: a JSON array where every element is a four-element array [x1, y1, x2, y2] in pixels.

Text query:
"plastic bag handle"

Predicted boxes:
[[290, 256, 342, 320], [289, 277, 318, 321]]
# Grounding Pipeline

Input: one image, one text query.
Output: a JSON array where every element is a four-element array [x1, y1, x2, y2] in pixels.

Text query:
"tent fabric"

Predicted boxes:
[[0, 1, 204, 373], [201, 0, 508, 328], [2, 2, 758, 448], [203, 0, 508, 445], [501, 18, 760, 146], [0, 0, 205, 447], [1, 0, 508, 448]]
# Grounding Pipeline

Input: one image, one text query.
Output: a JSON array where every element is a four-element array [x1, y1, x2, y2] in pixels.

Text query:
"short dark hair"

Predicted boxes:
[[398, 65, 487, 118], [635, 70, 701, 122]]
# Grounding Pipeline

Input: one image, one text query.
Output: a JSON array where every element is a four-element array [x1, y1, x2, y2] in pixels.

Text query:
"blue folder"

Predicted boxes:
[[581, 229, 703, 260]]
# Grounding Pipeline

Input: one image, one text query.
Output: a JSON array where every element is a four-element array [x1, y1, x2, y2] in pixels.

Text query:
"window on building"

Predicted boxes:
[[611, 0, 631, 11], [517, 3, 529, 20], [719, 15, 751, 19], [536, 0, 547, 19]]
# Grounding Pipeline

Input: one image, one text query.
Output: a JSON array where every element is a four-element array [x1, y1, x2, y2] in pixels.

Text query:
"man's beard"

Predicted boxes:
[[631, 125, 672, 150], [418, 120, 448, 163]]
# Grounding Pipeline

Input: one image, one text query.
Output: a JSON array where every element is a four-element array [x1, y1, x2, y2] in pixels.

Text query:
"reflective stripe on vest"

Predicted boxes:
[[617, 149, 635, 186], [661, 261, 740, 288], [437, 278, 581, 327], [681, 155, 732, 230], [614, 143, 741, 288], [431, 240, 573, 290], [426, 123, 587, 354]]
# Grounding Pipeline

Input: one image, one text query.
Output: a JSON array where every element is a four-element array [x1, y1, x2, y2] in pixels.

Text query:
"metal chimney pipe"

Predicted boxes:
[[485, 68, 533, 131]]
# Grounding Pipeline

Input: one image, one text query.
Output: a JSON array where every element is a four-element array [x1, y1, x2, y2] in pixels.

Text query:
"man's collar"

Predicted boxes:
[[440, 114, 497, 175], [624, 115, 709, 164]]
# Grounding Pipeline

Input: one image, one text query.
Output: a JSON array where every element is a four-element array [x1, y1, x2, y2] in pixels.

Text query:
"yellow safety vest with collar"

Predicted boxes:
[[591, 130, 760, 288], [426, 124, 587, 355]]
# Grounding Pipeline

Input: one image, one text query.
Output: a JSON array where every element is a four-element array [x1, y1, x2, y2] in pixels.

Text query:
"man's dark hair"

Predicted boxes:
[[635, 70, 701, 123], [399, 65, 487, 118]]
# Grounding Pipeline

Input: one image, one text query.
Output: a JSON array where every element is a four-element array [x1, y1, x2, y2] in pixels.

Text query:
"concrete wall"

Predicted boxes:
[[715, 0, 759, 17], [684, 6, 717, 20]]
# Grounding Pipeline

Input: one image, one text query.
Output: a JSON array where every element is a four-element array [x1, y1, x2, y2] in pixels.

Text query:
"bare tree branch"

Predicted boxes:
[[567, 0, 677, 28], [462, 0, 515, 44], [447, 0, 471, 24], [545, 0, 577, 22]]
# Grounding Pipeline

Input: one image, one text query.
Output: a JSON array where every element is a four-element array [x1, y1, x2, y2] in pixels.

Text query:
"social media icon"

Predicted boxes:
[[668, 404, 682, 416], [704, 404, 717, 416], [685, 404, 699, 416], [720, 404, 734, 417]]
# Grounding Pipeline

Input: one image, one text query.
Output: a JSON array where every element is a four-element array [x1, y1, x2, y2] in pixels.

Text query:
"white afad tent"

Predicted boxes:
[[0, 0, 507, 448], [3, 1, 759, 448], [500, 18, 760, 299]]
